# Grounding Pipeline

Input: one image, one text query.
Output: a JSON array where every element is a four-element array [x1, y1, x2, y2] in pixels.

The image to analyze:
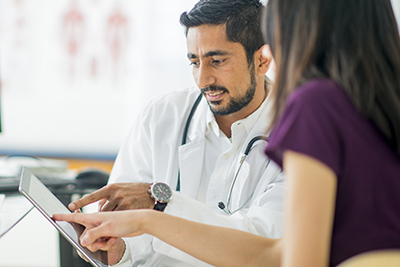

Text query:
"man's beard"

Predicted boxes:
[[201, 65, 257, 116]]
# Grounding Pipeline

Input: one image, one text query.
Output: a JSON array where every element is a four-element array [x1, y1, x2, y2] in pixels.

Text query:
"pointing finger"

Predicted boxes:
[[53, 213, 90, 227], [69, 186, 111, 211]]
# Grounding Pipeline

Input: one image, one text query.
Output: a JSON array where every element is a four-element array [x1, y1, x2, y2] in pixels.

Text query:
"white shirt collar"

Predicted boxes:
[[205, 94, 269, 138]]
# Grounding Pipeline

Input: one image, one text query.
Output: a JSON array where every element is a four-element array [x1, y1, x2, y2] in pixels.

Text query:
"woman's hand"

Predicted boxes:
[[53, 210, 154, 265]]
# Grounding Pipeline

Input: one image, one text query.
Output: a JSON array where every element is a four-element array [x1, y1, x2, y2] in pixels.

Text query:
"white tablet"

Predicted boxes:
[[19, 167, 109, 267]]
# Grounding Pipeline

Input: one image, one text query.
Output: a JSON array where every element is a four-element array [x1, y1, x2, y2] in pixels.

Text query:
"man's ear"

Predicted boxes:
[[255, 44, 273, 76]]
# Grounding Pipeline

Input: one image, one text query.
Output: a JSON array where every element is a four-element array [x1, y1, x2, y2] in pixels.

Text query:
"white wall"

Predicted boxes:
[[393, 0, 400, 29]]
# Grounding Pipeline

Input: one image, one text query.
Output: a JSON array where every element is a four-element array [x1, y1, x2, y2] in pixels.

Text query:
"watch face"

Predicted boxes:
[[151, 182, 172, 203]]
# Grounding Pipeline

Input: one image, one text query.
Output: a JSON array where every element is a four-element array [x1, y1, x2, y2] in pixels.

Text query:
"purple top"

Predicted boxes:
[[265, 79, 400, 266]]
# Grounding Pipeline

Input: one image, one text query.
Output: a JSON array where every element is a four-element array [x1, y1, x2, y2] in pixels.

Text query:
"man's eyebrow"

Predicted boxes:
[[187, 50, 229, 60], [187, 53, 198, 60], [204, 50, 228, 57]]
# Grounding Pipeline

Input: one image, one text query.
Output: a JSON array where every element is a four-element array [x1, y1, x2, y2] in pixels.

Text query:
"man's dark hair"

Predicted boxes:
[[180, 0, 264, 65]]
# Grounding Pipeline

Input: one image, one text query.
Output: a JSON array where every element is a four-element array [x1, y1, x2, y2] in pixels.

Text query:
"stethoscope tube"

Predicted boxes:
[[177, 92, 269, 215], [219, 136, 268, 215]]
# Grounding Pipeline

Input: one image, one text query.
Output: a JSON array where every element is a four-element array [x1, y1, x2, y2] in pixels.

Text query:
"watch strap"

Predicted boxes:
[[153, 202, 168, 212]]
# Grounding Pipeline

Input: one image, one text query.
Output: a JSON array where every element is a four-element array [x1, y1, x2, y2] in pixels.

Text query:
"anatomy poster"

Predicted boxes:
[[0, 0, 197, 157]]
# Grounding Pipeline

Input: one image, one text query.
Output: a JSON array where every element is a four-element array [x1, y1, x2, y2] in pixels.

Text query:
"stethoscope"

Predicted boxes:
[[177, 93, 269, 215]]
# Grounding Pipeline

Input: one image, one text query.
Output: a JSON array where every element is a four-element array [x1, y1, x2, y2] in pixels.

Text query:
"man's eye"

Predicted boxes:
[[189, 61, 200, 67], [212, 59, 224, 64]]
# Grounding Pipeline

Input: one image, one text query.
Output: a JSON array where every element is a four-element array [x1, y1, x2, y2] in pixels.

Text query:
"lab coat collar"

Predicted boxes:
[[244, 88, 275, 140], [240, 95, 269, 135], [205, 109, 221, 138]]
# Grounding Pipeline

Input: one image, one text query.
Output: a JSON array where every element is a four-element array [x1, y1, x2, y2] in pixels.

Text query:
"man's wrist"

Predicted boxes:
[[117, 239, 127, 264], [109, 238, 128, 266], [145, 183, 156, 209]]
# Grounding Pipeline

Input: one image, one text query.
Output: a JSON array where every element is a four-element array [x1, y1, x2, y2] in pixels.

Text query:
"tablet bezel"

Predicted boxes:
[[19, 167, 108, 267]]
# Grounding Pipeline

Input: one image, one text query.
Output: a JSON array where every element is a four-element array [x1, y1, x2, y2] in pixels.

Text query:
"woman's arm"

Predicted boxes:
[[142, 211, 281, 267], [282, 150, 337, 267], [54, 210, 281, 267]]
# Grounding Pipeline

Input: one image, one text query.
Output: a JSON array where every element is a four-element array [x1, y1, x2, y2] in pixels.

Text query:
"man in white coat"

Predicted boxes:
[[68, 0, 284, 266]]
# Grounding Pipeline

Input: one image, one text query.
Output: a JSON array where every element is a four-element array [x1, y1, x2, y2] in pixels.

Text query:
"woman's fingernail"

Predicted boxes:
[[81, 237, 88, 246], [69, 203, 76, 210]]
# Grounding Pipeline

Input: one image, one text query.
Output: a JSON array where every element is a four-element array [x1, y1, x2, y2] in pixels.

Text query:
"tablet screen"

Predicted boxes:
[[19, 167, 108, 267]]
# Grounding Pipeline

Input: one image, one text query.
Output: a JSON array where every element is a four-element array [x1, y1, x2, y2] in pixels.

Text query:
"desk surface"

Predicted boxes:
[[0, 193, 33, 238], [0, 197, 62, 267]]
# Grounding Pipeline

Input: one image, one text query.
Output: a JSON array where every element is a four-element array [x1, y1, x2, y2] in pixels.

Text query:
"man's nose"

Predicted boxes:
[[195, 64, 216, 89]]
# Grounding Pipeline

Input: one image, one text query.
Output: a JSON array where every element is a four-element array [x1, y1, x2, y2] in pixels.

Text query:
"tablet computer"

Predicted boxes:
[[19, 167, 108, 267]]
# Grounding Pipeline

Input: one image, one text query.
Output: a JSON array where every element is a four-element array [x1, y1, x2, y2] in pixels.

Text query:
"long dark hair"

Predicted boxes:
[[180, 0, 264, 65], [262, 0, 400, 156]]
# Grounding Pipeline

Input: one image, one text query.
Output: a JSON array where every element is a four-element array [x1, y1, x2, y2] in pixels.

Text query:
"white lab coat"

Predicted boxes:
[[109, 87, 285, 267]]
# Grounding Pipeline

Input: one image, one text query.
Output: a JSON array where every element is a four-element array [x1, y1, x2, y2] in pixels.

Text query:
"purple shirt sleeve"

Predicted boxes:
[[265, 79, 349, 175]]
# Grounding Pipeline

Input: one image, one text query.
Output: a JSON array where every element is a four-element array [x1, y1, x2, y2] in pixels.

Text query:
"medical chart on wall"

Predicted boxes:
[[0, 0, 197, 157]]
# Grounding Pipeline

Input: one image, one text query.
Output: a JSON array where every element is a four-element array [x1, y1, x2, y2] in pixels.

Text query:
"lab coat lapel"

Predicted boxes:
[[178, 138, 205, 198], [178, 98, 208, 198]]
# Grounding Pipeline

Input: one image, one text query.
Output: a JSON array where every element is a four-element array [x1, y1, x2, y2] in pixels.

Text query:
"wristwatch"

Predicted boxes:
[[148, 182, 173, 212]]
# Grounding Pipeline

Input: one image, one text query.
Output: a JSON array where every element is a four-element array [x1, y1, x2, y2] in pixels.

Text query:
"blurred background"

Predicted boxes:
[[0, 0, 198, 160]]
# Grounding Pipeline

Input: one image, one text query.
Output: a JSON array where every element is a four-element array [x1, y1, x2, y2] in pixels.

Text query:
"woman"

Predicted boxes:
[[262, 0, 400, 266], [54, 0, 400, 266]]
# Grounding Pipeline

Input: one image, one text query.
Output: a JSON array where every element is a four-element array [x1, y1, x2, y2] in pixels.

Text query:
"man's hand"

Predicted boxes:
[[87, 237, 126, 265], [76, 237, 126, 266], [68, 183, 155, 211]]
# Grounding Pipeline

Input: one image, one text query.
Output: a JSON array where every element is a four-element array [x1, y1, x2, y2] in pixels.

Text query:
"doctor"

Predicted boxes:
[[68, 0, 284, 266]]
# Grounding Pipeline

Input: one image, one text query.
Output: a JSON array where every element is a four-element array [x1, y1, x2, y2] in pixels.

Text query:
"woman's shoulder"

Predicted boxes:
[[286, 79, 356, 119], [289, 79, 346, 106]]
